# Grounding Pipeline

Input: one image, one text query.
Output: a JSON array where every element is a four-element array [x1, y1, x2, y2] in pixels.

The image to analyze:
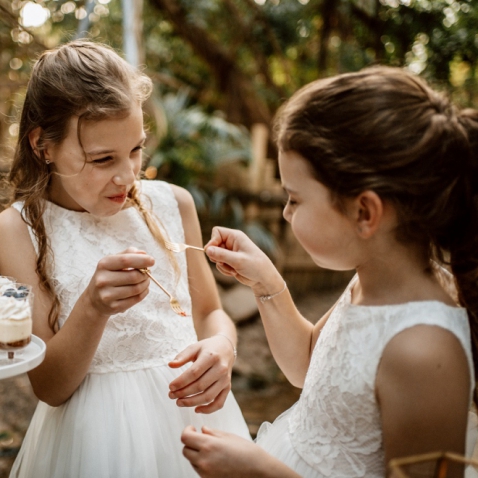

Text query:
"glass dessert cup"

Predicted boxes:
[[0, 337, 32, 359], [0, 282, 33, 363]]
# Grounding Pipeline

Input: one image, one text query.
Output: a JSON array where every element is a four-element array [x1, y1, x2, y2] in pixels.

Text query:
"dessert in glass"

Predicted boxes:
[[0, 277, 33, 362]]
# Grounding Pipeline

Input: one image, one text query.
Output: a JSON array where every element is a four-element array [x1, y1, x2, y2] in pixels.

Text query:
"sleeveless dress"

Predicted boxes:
[[9, 180, 251, 478], [256, 277, 475, 477]]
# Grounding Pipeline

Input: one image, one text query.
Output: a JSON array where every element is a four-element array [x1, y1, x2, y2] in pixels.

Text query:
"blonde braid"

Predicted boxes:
[[128, 182, 181, 282]]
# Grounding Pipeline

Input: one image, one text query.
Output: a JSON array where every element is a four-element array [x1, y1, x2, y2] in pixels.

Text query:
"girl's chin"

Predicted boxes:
[[310, 257, 352, 272], [89, 203, 126, 218]]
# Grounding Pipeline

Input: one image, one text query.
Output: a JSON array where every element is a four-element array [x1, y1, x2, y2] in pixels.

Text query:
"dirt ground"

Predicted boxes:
[[0, 285, 343, 477]]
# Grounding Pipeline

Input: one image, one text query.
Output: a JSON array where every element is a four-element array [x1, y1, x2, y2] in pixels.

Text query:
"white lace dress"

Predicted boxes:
[[256, 277, 475, 477], [9, 180, 251, 478]]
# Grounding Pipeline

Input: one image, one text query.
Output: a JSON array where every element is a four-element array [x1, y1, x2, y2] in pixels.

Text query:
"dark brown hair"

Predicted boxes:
[[9, 40, 177, 330], [274, 66, 478, 402]]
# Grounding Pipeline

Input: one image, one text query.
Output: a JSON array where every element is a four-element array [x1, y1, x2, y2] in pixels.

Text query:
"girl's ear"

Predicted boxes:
[[352, 190, 384, 239], [28, 127, 53, 162], [28, 127, 42, 157]]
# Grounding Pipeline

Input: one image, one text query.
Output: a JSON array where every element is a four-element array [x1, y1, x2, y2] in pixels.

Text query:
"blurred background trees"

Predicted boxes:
[[2, 0, 477, 167], [2, 0, 478, 144], [0, 0, 478, 156], [1, 0, 477, 247]]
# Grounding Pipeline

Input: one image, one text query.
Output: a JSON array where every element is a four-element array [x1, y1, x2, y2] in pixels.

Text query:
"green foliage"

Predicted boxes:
[[149, 89, 251, 187], [190, 186, 279, 258], [146, 89, 278, 254], [1, 0, 478, 253]]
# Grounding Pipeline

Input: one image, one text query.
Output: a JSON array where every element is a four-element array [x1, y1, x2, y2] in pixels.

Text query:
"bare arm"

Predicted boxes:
[[167, 186, 238, 413], [377, 325, 470, 477], [0, 207, 154, 406], [204, 226, 337, 388], [182, 426, 302, 478]]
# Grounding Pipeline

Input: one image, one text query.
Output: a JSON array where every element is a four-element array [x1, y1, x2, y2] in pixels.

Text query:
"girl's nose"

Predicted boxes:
[[113, 161, 137, 185], [282, 205, 291, 223]]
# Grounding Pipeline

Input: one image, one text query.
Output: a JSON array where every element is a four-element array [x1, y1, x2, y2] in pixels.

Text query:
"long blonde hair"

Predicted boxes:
[[9, 40, 178, 331]]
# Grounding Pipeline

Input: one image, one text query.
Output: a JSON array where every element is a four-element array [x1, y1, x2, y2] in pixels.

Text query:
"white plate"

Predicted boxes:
[[0, 335, 46, 380]]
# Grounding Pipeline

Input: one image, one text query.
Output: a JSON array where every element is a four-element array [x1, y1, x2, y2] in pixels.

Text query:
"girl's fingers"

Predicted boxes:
[[205, 246, 239, 267], [201, 426, 223, 437], [168, 362, 211, 397], [174, 380, 222, 408], [92, 286, 149, 317], [95, 269, 149, 288], [182, 445, 199, 462], [98, 252, 154, 272], [181, 425, 198, 443], [195, 387, 230, 414], [168, 344, 197, 370], [108, 287, 150, 314], [118, 247, 145, 254], [206, 226, 230, 248], [215, 263, 237, 276]]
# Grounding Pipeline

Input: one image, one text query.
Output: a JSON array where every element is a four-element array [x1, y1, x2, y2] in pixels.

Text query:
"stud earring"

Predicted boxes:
[[46, 160, 50, 164]]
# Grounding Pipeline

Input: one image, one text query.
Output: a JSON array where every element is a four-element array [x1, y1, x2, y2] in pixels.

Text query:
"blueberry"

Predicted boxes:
[[2, 288, 16, 297], [13, 291, 28, 299], [18, 286, 28, 291]]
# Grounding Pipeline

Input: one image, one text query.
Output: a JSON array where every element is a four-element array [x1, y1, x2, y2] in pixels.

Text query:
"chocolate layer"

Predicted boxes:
[[0, 336, 31, 350]]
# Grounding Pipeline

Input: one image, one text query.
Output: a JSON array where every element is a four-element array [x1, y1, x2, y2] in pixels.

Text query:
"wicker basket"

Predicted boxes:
[[389, 451, 478, 478]]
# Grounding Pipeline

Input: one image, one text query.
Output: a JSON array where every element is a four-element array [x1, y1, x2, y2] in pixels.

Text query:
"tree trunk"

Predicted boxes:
[[318, 0, 337, 75], [148, 0, 271, 128]]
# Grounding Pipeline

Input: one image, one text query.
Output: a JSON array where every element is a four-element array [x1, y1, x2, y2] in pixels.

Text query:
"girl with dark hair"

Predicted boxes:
[[181, 66, 478, 477], [0, 40, 250, 478]]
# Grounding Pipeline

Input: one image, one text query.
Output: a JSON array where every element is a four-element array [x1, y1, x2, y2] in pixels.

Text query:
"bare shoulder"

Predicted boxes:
[[379, 324, 470, 380], [0, 205, 27, 231], [169, 184, 200, 237], [0, 207, 37, 281], [169, 183, 195, 213], [377, 324, 470, 463], [0, 206, 32, 250]]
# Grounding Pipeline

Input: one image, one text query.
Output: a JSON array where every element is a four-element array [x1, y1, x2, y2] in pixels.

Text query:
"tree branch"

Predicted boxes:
[[148, 0, 271, 127]]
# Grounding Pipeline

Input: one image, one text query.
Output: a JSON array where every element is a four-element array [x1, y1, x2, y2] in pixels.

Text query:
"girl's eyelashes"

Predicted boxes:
[[92, 156, 113, 164], [90, 146, 143, 164], [283, 196, 297, 207]]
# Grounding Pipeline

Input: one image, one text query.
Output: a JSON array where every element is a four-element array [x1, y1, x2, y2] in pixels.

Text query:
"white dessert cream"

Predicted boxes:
[[0, 277, 15, 294], [0, 287, 32, 349]]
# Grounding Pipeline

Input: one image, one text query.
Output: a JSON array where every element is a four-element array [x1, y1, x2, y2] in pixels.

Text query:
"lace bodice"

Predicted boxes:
[[288, 278, 474, 477], [13, 180, 197, 373]]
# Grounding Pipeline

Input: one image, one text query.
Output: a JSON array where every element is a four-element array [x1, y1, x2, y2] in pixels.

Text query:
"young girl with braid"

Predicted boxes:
[[181, 67, 478, 477], [0, 40, 250, 478]]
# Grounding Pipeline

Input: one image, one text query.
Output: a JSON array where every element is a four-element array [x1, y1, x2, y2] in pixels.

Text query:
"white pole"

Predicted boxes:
[[122, 0, 142, 67], [75, 0, 95, 39]]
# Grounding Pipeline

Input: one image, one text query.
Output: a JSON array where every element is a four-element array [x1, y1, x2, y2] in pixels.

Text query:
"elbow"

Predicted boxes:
[[36, 394, 69, 408], [30, 384, 71, 407], [43, 397, 69, 408]]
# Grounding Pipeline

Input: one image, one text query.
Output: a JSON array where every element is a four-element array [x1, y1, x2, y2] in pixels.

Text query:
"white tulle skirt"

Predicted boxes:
[[10, 364, 251, 478]]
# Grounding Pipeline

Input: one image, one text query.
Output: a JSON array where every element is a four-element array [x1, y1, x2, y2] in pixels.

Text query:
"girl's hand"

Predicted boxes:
[[181, 426, 277, 478], [83, 247, 154, 318], [205, 227, 283, 297], [168, 335, 235, 414]]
